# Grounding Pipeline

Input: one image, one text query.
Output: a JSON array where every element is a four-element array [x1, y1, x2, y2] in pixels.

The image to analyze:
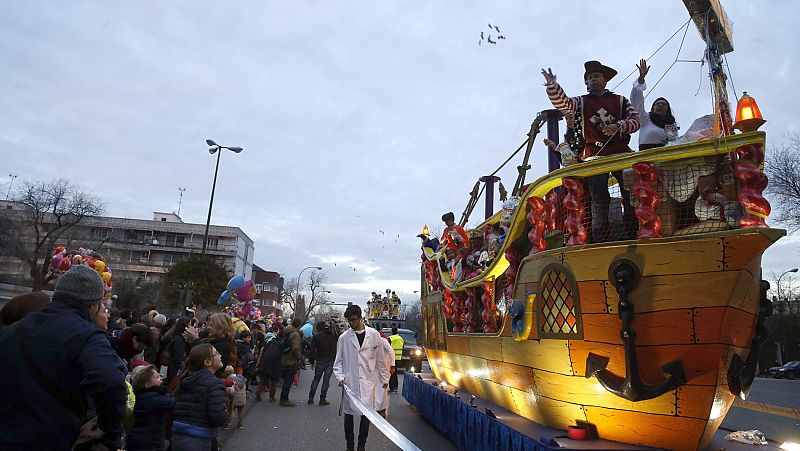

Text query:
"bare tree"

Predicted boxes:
[[769, 270, 799, 314], [765, 135, 800, 230], [281, 270, 329, 322], [0, 179, 105, 290]]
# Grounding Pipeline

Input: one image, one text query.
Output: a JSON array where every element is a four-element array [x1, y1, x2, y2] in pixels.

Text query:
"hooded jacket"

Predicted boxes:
[[280, 325, 302, 367], [125, 386, 175, 450], [0, 295, 128, 451]]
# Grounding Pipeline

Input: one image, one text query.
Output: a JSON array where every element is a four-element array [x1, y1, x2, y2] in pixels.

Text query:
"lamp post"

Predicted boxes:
[[294, 266, 322, 320], [202, 139, 243, 255], [777, 268, 799, 304]]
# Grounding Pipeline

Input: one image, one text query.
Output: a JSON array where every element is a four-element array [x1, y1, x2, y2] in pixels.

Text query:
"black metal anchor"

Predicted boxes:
[[727, 280, 772, 398], [585, 261, 686, 402]]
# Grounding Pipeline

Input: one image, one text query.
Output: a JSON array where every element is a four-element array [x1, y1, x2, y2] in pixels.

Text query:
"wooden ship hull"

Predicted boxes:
[[419, 132, 784, 450]]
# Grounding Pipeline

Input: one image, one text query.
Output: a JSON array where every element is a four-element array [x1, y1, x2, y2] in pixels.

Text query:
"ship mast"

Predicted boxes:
[[682, 0, 735, 136]]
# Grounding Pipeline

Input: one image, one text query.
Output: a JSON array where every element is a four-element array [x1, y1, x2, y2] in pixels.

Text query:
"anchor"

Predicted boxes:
[[585, 260, 686, 402], [727, 280, 772, 398]]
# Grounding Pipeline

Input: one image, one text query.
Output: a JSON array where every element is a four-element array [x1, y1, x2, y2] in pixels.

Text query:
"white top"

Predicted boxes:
[[631, 81, 678, 148]]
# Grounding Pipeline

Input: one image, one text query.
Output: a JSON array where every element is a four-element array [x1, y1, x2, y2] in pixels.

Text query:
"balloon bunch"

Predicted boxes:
[[218, 275, 262, 320], [49, 246, 113, 299]]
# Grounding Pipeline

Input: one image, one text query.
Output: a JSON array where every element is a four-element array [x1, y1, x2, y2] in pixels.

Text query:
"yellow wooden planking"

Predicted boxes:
[[722, 232, 781, 271], [584, 406, 707, 450], [501, 337, 574, 375], [516, 255, 562, 287], [677, 384, 716, 419], [510, 385, 587, 429], [487, 360, 536, 392], [561, 237, 724, 281], [582, 310, 696, 346], [533, 370, 677, 416], [468, 336, 503, 361], [729, 270, 759, 313], [629, 272, 739, 312], [473, 376, 520, 415], [693, 307, 756, 348], [577, 281, 608, 313], [446, 335, 470, 355]]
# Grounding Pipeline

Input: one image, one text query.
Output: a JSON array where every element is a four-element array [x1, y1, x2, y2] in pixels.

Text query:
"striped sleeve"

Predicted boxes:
[[545, 81, 578, 115], [617, 97, 640, 134]]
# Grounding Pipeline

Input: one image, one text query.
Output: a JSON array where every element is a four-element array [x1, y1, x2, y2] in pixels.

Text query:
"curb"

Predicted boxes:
[[217, 390, 259, 448]]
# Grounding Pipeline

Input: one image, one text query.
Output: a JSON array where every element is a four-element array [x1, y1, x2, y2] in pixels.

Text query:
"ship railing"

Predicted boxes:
[[423, 131, 769, 294]]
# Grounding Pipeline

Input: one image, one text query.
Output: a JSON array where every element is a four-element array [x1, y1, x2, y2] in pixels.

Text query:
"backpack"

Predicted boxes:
[[279, 331, 296, 355]]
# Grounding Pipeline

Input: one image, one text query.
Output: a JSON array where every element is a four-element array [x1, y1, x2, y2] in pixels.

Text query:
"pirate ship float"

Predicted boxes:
[[417, 2, 782, 450]]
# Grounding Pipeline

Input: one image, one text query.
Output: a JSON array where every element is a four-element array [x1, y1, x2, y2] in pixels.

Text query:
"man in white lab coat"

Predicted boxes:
[[333, 305, 389, 451]]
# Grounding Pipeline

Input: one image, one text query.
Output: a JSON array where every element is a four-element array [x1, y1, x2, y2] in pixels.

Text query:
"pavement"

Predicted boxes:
[[220, 363, 457, 451]]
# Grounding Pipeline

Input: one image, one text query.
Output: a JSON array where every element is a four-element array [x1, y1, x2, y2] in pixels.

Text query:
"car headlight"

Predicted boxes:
[[414, 348, 422, 356]]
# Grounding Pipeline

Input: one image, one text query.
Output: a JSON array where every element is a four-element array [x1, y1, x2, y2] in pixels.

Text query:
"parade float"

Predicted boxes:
[[414, 2, 783, 450]]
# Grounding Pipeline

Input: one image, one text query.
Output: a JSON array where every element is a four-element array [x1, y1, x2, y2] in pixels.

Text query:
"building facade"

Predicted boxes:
[[0, 201, 254, 284], [252, 264, 283, 316]]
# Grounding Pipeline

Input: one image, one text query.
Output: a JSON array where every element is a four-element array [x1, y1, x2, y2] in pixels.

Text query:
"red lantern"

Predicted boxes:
[[733, 91, 766, 133]]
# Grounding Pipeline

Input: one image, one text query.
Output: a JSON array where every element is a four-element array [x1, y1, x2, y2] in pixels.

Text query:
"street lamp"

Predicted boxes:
[[777, 268, 799, 303], [202, 139, 243, 255], [293, 266, 322, 321]]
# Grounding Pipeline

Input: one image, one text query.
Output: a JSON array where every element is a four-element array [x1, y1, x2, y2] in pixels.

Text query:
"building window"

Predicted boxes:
[[161, 218, 166, 222], [255, 285, 262, 294]]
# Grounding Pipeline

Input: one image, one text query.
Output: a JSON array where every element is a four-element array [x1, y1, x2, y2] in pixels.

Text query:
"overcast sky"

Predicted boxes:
[[1, 1, 798, 307]]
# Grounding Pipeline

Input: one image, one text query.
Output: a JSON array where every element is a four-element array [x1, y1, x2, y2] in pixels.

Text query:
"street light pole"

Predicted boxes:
[[294, 265, 322, 320], [202, 139, 243, 255], [777, 267, 799, 304]]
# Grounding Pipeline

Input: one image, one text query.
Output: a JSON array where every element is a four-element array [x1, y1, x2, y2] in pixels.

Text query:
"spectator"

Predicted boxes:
[[0, 266, 127, 450], [254, 325, 283, 402], [308, 320, 338, 406], [171, 344, 227, 451], [206, 313, 237, 374], [117, 323, 156, 363], [126, 364, 175, 451], [278, 318, 303, 406], [161, 317, 191, 384]]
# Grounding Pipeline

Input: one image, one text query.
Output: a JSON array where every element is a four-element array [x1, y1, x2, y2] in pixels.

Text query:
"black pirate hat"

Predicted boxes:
[[583, 60, 617, 81]]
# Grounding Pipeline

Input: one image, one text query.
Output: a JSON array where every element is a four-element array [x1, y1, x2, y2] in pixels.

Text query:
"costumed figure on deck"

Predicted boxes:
[[389, 292, 401, 319], [542, 61, 641, 241], [631, 58, 679, 150]]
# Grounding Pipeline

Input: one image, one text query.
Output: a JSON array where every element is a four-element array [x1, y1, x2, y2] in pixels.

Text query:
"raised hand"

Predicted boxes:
[[637, 58, 649, 83], [541, 67, 557, 85]]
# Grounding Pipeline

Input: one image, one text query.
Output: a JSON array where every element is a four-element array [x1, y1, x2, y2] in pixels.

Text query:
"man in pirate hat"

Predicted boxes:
[[541, 61, 640, 241]]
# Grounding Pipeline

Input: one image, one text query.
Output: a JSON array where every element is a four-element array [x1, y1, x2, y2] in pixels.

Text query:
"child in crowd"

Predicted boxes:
[[126, 364, 175, 451], [230, 372, 247, 429], [221, 366, 236, 429]]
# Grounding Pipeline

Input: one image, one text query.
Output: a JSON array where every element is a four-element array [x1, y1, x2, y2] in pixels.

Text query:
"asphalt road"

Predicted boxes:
[[222, 363, 457, 451], [222, 367, 799, 450], [721, 376, 800, 445]]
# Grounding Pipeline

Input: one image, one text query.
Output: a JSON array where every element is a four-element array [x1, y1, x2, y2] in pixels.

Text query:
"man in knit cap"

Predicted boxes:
[[0, 265, 128, 451]]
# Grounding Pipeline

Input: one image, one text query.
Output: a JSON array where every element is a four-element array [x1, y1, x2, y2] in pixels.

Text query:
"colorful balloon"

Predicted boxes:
[[217, 290, 232, 305], [101, 271, 112, 283], [227, 275, 245, 292], [94, 260, 106, 273], [237, 279, 256, 301]]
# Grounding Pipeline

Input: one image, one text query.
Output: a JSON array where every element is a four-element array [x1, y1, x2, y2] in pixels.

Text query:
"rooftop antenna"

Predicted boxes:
[[177, 187, 186, 216], [5, 174, 17, 200]]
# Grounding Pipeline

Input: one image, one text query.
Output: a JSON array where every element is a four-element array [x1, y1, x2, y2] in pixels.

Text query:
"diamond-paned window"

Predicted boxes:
[[538, 265, 582, 338]]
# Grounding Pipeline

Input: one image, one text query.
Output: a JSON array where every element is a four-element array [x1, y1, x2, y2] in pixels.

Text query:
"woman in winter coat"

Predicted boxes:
[[206, 314, 237, 375], [170, 344, 227, 451]]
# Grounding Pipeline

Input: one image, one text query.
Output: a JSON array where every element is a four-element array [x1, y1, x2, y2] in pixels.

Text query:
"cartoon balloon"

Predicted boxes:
[[94, 260, 106, 273], [227, 275, 245, 292], [101, 271, 112, 283], [51, 254, 64, 270], [237, 279, 256, 301], [59, 258, 72, 272], [217, 290, 232, 305]]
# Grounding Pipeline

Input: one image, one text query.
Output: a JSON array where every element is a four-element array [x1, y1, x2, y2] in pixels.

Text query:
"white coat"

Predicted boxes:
[[333, 326, 389, 416], [375, 337, 395, 412]]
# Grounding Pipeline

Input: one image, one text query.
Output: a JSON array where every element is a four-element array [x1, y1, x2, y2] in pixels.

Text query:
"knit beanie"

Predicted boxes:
[[54, 265, 105, 303], [153, 314, 167, 327]]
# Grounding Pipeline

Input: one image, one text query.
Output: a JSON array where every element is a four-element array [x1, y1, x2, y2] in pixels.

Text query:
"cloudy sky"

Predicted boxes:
[[2, 1, 798, 306]]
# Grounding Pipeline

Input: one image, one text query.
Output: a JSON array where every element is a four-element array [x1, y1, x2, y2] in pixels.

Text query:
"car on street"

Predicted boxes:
[[766, 360, 800, 379], [381, 328, 426, 372]]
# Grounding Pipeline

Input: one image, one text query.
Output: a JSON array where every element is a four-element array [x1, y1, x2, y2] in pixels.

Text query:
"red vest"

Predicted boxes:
[[580, 93, 631, 160]]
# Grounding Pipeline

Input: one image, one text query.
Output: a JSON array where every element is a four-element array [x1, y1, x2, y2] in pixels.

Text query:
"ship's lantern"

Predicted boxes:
[[421, 225, 430, 236], [734, 91, 766, 133]]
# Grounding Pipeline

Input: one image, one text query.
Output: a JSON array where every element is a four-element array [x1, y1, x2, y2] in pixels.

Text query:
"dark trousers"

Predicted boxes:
[[309, 359, 334, 400], [389, 366, 399, 391], [280, 364, 297, 401], [344, 414, 370, 449], [587, 170, 636, 241]]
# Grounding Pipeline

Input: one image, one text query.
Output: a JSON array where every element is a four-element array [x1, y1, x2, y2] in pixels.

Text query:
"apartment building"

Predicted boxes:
[[0, 201, 254, 284], [252, 264, 283, 316]]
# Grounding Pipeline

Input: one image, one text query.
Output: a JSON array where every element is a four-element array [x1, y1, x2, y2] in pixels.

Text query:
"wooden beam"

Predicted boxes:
[[683, 0, 734, 53]]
